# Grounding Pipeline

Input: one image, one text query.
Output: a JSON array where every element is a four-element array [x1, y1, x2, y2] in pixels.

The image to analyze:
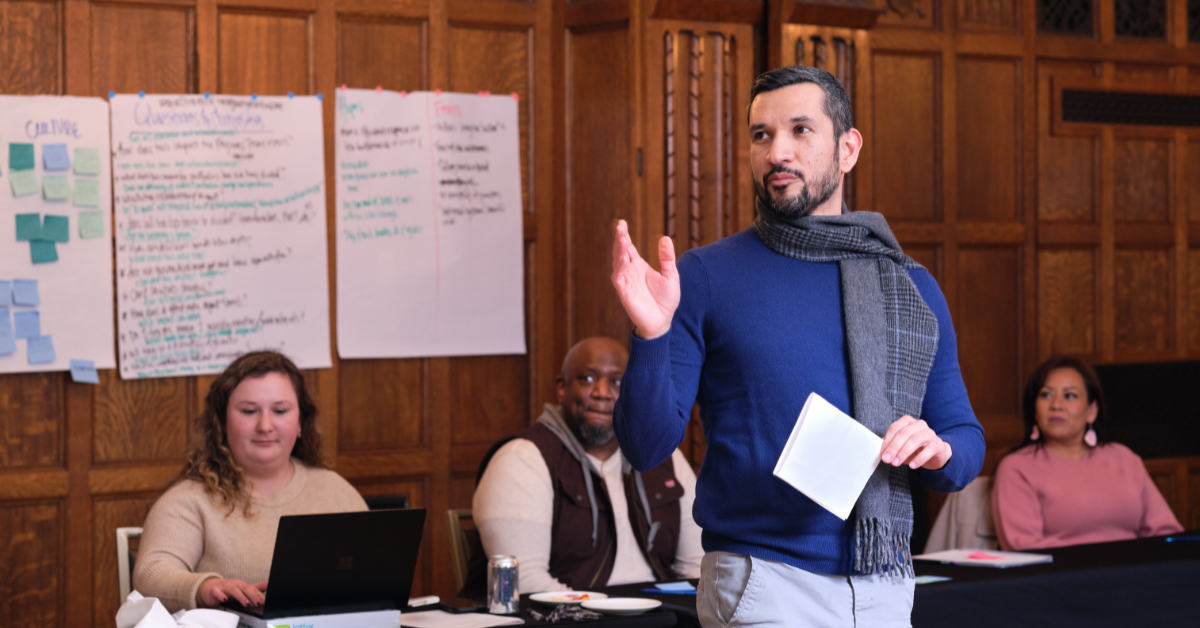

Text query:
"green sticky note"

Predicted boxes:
[[74, 147, 102, 175], [9, 143, 34, 170], [16, 213, 42, 241], [79, 211, 104, 239], [10, 169, 38, 197], [43, 174, 71, 201], [30, 240, 57, 264], [42, 215, 69, 242], [74, 178, 101, 207]]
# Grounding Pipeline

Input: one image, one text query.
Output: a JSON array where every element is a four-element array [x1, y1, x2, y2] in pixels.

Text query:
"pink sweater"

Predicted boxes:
[[992, 443, 1182, 551]]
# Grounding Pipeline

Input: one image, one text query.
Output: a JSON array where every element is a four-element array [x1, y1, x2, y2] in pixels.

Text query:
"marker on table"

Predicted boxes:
[[1165, 535, 1200, 542]]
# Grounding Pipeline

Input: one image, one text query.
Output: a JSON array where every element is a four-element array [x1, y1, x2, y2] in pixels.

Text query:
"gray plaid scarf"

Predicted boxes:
[[752, 206, 938, 577]]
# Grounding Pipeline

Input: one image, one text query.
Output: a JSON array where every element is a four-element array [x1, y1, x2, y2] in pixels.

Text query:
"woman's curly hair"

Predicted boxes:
[[176, 351, 328, 516]]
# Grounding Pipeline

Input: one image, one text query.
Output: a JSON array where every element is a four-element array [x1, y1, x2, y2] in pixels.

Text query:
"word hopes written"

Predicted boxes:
[[0, 95, 115, 374], [335, 89, 525, 359], [111, 94, 331, 379]]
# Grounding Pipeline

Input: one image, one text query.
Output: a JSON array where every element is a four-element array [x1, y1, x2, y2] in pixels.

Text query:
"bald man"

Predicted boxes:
[[473, 336, 703, 593]]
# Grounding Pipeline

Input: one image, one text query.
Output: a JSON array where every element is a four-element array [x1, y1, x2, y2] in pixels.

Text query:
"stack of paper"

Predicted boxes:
[[913, 549, 1053, 568], [773, 393, 883, 520]]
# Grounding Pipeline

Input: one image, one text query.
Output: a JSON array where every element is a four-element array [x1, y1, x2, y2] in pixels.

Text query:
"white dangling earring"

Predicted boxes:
[[1083, 424, 1097, 447], [1030, 425, 1040, 441]]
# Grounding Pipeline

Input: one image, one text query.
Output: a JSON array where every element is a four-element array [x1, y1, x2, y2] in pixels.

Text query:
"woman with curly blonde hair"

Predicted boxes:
[[133, 351, 366, 613]]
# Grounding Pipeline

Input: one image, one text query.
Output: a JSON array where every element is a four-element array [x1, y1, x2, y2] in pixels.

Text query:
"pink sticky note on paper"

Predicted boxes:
[[967, 551, 1002, 560]]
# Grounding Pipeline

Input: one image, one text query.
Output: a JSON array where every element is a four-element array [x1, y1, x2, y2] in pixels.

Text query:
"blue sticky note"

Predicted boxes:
[[27, 335, 55, 365], [16, 213, 42, 241], [43, 144, 71, 171], [30, 240, 57, 264], [13, 310, 40, 339], [42, 215, 69, 242], [12, 279, 39, 306], [0, 281, 10, 307], [0, 309, 14, 356], [69, 359, 100, 384]]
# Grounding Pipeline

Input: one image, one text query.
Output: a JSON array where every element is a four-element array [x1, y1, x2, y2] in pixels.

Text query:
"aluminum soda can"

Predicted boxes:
[[487, 554, 519, 614]]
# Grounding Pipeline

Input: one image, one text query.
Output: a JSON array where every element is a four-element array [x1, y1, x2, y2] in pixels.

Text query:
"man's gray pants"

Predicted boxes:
[[697, 551, 915, 628]]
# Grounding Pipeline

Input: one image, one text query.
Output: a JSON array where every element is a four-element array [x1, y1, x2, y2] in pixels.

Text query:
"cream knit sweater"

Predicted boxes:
[[132, 460, 367, 612]]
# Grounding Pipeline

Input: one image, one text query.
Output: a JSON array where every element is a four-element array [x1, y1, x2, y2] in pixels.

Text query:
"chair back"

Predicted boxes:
[[925, 476, 998, 552], [446, 509, 482, 593], [116, 527, 143, 603]]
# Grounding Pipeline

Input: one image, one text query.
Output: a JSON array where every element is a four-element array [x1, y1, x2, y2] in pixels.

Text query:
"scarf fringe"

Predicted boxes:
[[853, 518, 915, 578]]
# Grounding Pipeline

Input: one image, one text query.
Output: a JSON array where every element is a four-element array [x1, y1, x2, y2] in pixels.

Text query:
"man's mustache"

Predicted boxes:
[[763, 166, 806, 188]]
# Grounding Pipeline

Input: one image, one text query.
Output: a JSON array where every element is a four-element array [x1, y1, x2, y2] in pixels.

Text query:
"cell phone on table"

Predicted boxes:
[[436, 598, 487, 613]]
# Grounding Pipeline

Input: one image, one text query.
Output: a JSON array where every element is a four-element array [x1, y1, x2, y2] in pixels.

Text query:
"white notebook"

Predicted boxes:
[[772, 392, 884, 520]]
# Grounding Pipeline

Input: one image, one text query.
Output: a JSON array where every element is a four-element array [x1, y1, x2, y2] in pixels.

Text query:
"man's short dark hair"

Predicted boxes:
[[748, 65, 853, 140]]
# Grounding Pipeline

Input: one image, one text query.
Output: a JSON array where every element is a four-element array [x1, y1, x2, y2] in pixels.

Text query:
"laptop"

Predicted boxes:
[[224, 508, 426, 619]]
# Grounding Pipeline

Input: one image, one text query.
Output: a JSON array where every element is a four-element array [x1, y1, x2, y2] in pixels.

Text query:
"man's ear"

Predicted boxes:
[[839, 128, 863, 174], [556, 377, 565, 403]]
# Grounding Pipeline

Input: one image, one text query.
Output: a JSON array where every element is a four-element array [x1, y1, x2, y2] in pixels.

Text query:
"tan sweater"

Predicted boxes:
[[133, 460, 367, 612]]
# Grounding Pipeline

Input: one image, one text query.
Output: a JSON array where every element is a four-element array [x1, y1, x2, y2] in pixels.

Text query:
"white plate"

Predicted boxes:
[[529, 591, 608, 606], [581, 598, 663, 616]]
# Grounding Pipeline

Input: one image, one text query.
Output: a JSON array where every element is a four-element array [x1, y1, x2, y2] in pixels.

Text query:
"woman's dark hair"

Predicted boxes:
[[176, 351, 326, 515], [748, 65, 854, 140], [1014, 356, 1108, 452]]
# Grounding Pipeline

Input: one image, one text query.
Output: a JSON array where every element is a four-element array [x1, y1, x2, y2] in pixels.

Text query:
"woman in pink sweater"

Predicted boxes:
[[992, 356, 1182, 551]]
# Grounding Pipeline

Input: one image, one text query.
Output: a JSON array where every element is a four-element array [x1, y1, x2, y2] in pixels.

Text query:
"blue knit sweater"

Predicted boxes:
[[614, 228, 985, 576]]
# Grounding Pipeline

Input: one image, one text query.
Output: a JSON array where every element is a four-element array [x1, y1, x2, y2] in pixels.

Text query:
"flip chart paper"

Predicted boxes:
[[74, 147, 101, 175], [74, 178, 100, 207], [10, 169, 38, 197], [27, 335, 55, 365], [773, 392, 883, 520], [43, 143, 71, 171], [69, 359, 100, 384], [334, 89, 526, 359], [111, 94, 331, 379], [42, 215, 68, 242], [11, 279, 38, 305], [79, 211, 104, 238], [14, 310, 40, 339], [16, 213, 41, 240], [0, 96, 116, 373], [9, 143, 34, 170]]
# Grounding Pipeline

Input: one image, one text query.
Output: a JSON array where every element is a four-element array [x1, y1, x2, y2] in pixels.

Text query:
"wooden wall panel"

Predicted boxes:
[[93, 373, 188, 464], [1113, 249, 1173, 353], [956, 247, 1020, 418], [955, 0, 1017, 34], [1038, 135, 1096, 222], [218, 11, 311, 95], [876, 0, 935, 30], [90, 3, 194, 97], [92, 495, 156, 627], [337, 17, 425, 90], [1190, 141, 1200, 222], [450, 354, 529, 447], [905, 244, 942, 285], [0, 373, 63, 468], [956, 57, 1019, 222], [871, 52, 938, 221], [338, 359, 423, 450], [1188, 250, 1200, 352], [1113, 138, 1171, 223], [0, 0, 60, 94], [1038, 249, 1096, 357], [568, 25, 633, 342], [0, 501, 61, 628]]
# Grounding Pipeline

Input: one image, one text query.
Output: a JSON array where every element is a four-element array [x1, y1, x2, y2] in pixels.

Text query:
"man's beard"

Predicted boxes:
[[567, 414, 616, 447], [754, 149, 842, 221]]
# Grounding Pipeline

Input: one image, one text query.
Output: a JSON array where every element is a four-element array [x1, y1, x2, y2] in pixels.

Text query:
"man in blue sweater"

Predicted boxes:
[[611, 66, 984, 627]]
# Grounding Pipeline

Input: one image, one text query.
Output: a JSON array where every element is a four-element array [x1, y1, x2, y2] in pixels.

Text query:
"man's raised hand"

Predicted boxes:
[[611, 220, 680, 339]]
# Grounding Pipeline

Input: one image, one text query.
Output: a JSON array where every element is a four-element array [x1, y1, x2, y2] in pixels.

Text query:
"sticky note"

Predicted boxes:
[[0, 310, 15, 356], [79, 211, 104, 239], [10, 169, 38, 197], [42, 215, 69, 242], [74, 147, 102, 175], [30, 240, 57, 264], [12, 279, 39, 306], [74, 178, 101, 207], [16, 214, 41, 241], [27, 335, 55, 365], [0, 281, 9, 307], [9, 143, 34, 170], [43, 175, 70, 201], [43, 144, 70, 171], [13, 310, 40, 339], [69, 359, 100, 384]]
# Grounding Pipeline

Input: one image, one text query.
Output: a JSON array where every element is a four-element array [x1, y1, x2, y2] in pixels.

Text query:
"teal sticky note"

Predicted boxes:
[[30, 240, 57, 264], [9, 143, 34, 170], [43, 174, 70, 201], [70, 359, 100, 384], [16, 214, 42, 241], [43, 144, 70, 171], [42, 215, 69, 242], [79, 211, 104, 239], [27, 335, 55, 365], [74, 147, 101, 175], [74, 178, 101, 207], [10, 169, 38, 197]]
